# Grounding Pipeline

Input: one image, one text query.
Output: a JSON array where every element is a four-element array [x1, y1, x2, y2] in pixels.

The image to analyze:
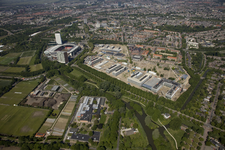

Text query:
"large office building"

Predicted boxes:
[[57, 51, 69, 63], [55, 33, 62, 45]]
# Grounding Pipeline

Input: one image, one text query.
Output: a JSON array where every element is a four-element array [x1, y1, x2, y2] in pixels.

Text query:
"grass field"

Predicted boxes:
[[21, 51, 35, 57], [30, 64, 43, 72], [4, 67, 25, 73], [29, 56, 36, 65], [0, 66, 9, 72], [70, 68, 89, 79], [17, 56, 32, 65], [0, 53, 21, 65], [0, 79, 11, 88], [0, 105, 49, 136], [0, 79, 40, 105], [164, 128, 185, 149]]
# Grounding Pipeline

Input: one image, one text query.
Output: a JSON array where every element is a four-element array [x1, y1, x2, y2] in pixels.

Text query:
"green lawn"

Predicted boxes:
[[30, 64, 43, 72], [0, 57, 16, 65], [17, 56, 32, 65], [164, 128, 185, 149], [45, 85, 54, 90], [0, 79, 11, 88], [4, 67, 25, 73], [0, 79, 40, 105], [99, 114, 107, 124], [21, 51, 35, 57], [70, 68, 89, 78], [0, 105, 49, 136], [4, 53, 22, 57]]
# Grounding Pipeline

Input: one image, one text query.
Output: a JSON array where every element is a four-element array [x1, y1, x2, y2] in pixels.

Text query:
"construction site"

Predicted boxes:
[[86, 44, 190, 101]]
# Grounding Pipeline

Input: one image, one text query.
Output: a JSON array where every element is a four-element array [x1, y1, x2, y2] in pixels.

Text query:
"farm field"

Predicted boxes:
[[17, 56, 32, 65], [4, 67, 25, 73], [21, 51, 35, 57], [30, 64, 43, 72], [0, 79, 40, 105], [0, 105, 49, 136], [0, 79, 11, 88], [38, 118, 55, 133], [62, 101, 75, 115], [0, 66, 9, 72], [0, 53, 22, 65]]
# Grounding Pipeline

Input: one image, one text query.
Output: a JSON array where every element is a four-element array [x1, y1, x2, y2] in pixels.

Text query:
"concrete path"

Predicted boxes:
[[158, 119, 178, 149]]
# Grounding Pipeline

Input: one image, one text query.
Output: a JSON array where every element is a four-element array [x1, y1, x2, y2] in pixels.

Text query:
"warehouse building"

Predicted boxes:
[[106, 64, 121, 73], [112, 66, 127, 76], [127, 73, 152, 87]]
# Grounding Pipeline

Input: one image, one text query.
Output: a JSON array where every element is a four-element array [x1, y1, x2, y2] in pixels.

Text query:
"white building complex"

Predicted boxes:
[[55, 33, 62, 45]]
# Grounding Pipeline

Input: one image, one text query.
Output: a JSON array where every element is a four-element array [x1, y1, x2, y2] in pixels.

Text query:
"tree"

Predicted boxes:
[[97, 146, 106, 150], [205, 140, 211, 146], [115, 91, 122, 99], [145, 116, 152, 126], [133, 123, 138, 128], [169, 118, 182, 130], [89, 131, 94, 136]]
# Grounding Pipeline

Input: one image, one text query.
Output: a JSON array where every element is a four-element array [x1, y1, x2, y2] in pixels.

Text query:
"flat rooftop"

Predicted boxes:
[[144, 77, 161, 87]]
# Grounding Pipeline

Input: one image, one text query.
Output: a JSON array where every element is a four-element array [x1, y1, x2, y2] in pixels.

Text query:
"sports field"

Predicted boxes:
[[30, 64, 43, 72], [0, 79, 11, 88], [4, 67, 25, 73], [0, 79, 40, 105], [0, 53, 22, 65], [17, 56, 32, 65], [0, 105, 49, 136], [21, 51, 35, 57]]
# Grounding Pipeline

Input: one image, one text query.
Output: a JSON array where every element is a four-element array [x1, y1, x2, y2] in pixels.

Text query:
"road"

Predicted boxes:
[[116, 118, 122, 150], [201, 83, 221, 150], [0, 28, 14, 36]]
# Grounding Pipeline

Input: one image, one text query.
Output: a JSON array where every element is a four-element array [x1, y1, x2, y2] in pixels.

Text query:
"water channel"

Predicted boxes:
[[125, 102, 169, 150]]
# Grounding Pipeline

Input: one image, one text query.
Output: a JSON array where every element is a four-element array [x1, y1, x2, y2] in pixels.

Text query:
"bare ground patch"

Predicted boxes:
[[32, 111, 45, 117], [20, 125, 31, 133]]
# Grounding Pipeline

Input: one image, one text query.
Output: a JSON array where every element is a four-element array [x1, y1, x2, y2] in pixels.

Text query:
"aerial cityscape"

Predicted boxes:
[[0, 0, 225, 149]]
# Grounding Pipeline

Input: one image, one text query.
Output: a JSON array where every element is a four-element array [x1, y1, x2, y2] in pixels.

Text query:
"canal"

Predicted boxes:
[[125, 102, 169, 150]]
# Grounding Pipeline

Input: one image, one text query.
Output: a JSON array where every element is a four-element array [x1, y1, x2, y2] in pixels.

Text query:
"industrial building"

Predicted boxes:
[[106, 64, 121, 73], [165, 86, 180, 99], [88, 57, 103, 66], [127, 73, 152, 87], [112, 66, 127, 76], [142, 77, 180, 99], [142, 77, 161, 90], [94, 61, 108, 69]]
